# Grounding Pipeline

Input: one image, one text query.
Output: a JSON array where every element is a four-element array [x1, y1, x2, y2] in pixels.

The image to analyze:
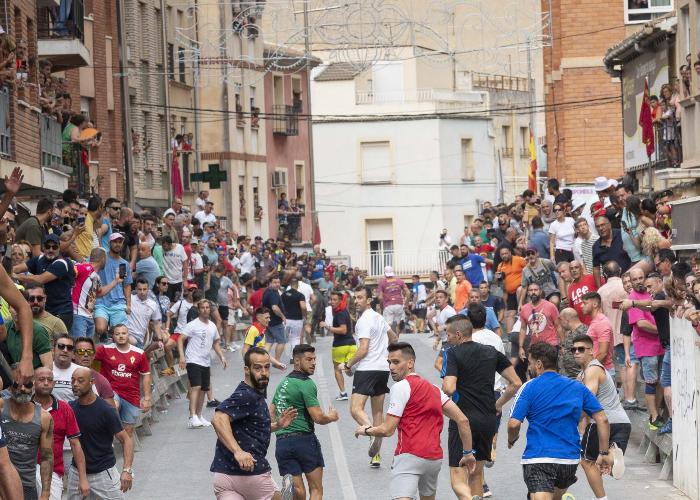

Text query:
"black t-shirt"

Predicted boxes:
[[651, 291, 670, 349], [206, 274, 220, 302], [262, 287, 285, 326], [482, 295, 504, 317], [281, 289, 305, 320], [70, 397, 123, 474], [332, 309, 355, 347], [26, 255, 75, 315], [445, 341, 511, 420], [620, 310, 632, 336]]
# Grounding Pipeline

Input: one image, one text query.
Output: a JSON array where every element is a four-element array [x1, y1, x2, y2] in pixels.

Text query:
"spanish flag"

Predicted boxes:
[[528, 126, 537, 192]]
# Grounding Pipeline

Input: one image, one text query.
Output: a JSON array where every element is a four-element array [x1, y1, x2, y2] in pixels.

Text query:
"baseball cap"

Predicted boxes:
[[109, 232, 125, 241], [384, 266, 395, 277], [186, 281, 198, 290], [526, 246, 538, 254], [43, 233, 60, 245]]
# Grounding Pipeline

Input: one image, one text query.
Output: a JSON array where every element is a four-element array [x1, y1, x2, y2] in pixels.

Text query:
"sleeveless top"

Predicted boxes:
[[578, 359, 630, 425], [1, 402, 43, 488]]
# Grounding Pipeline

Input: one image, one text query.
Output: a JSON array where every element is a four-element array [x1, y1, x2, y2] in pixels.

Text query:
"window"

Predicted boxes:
[[360, 141, 391, 183], [253, 176, 260, 219], [367, 218, 394, 276], [239, 175, 246, 218], [460, 138, 474, 181], [624, 0, 673, 24], [144, 170, 154, 189], [520, 127, 530, 157], [273, 75, 284, 106], [141, 62, 150, 102], [292, 78, 302, 112], [295, 162, 305, 203], [178, 47, 186, 83], [167, 43, 175, 80], [501, 126, 512, 157]]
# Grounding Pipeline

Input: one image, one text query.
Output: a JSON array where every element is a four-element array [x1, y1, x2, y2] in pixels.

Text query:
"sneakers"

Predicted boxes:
[[658, 418, 673, 435], [369, 454, 381, 468], [484, 460, 494, 468], [368, 435, 382, 457], [198, 416, 212, 427], [187, 416, 203, 429], [225, 344, 238, 352], [335, 393, 348, 401], [622, 399, 640, 411], [281, 474, 294, 500], [482, 483, 492, 497], [611, 442, 626, 479], [206, 399, 222, 408], [648, 416, 664, 430]]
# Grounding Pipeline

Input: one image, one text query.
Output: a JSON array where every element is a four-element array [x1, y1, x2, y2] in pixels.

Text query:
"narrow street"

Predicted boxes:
[[130, 334, 689, 499]]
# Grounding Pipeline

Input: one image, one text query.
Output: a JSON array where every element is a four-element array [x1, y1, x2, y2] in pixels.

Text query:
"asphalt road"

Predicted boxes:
[[129, 332, 689, 499]]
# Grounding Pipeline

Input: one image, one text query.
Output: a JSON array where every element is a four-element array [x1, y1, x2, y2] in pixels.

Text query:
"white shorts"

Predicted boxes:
[[285, 319, 304, 348], [36, 466, 63, 500], [227, 308, 237, 327], [383, 304, 405, 326], [390, 453, 442, 499]]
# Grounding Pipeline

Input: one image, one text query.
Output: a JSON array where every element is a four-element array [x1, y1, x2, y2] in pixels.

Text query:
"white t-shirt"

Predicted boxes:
[[181, 318, 220, 367], [472, 329, 507, 390], [195, 197, 208, 212], [127, 295, 161, 343], [355, 308, 390, 372], [52, 362, 96, 402], [227, 256, 242, 272], [548, 217, 576, 251], [292, 280, 313, 312], [169, 299, 194, 333], [188, 252, 203, 281], [388, 375, 449, 417], [163, 243, 188, 284], [194, 211, 216, 226], [437, 305, 456, 342], [239, 252, 256, 275]]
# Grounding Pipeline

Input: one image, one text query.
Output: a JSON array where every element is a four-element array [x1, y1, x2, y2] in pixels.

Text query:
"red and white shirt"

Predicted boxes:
[[568, 274, 598, 325], [72, 262, 100, 317], [39, 396, 80, 477], [386, 373, 448, 460], [95, 344, 150, 407]]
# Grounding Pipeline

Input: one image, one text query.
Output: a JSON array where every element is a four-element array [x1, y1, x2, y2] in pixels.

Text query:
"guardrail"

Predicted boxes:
[[366, 250, 451, 277]]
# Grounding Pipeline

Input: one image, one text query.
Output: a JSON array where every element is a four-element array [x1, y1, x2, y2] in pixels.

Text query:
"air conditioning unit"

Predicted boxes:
[[272, 170, 287, 188]]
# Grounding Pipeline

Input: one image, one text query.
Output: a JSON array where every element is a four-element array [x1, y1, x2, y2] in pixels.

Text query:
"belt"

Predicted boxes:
[[276, 431, 313, 440]]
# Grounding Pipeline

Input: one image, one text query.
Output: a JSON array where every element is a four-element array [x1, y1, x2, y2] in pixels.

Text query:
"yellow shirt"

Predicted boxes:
[[74, 213, 95, 261], [244, 324, 266, 348]]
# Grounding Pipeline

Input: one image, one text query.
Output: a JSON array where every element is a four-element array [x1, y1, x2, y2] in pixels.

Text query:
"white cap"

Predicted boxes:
[[594, 176, 617, 192], [384, 265, 395, 277]]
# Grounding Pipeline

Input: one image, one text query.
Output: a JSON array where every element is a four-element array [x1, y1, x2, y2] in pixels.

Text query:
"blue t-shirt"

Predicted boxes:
[[528, 229, 550, 258], [135, 256, 161, 290], [459, 254, 485, 288], [100, 218, 113, 250], [458, 306, 501, 331], [26, 255, 74, 315], [97, 254, 133, 308], [510, 371, 603, 463], [311, 261, 325, 280], [210, 382, 272, 476], [440, 343, 459, 403]]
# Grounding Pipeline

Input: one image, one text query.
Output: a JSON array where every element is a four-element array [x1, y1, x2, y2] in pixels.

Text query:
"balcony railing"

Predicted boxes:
[[40, 114, 65, 170], [520, 147, 530, 158], [38, 0, 85, 42], [272, 104, 299, 136], [0, 87, 11, 157], [278, 210, 304, 243], [501, 147, 513, 158], [366, 250, 451, 278], [355, 88, 484, 107]]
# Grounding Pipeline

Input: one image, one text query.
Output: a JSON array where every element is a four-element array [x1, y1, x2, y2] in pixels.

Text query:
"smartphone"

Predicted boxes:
[[63, 216, 70, 226], [77, 215, 85, 225], [118, 263, 127, 279], [612, 300, 622, 309]]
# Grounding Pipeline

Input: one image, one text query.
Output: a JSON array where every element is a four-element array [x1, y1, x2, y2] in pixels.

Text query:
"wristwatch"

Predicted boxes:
[[598, 451, 610, 456], [123, 468, 134, 478], [462, 449, 475, 456]]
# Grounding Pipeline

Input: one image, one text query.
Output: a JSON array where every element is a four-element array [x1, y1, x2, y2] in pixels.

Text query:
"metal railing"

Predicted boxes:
[[272, 104, 299, 136], [38, 0, 85, 42], [40, 114, 65, 170], [277, 212, 304, 243], [502, 147, 513, 158], [366, 250, 451, 277], [0, 87, 10, 157], [355, 88, 483, 106], [470, 71, 529, 92], [520, 147, 530, 158]]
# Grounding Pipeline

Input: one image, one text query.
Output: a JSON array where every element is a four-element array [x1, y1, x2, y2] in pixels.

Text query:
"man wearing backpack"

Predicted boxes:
[[518, 248, 560, 309]]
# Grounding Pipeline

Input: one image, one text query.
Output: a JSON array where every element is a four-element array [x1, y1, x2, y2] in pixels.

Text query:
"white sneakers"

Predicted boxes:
[[611, 442, 625, 479], [187, 415, 212, 428]]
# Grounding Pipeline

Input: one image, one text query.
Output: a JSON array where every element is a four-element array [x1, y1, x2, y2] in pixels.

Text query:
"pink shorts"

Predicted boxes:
[[213, 471, 279, 500]]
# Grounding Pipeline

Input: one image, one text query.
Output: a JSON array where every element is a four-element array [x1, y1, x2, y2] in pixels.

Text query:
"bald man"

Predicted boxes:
[[135, 242, 161, 290], [69, 367, 135, 499], [558, 308, 586, 378]]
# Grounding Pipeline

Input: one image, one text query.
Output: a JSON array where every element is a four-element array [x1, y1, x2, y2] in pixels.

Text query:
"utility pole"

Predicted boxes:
[[117, 0, 134, 208], [303, 0, 317, 244], [526, 35, 538, 189]]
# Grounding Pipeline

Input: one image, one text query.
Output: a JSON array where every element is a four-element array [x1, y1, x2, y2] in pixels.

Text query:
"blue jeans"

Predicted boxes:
[[660, 347, 672, 388], [71, 315, 95, 339]]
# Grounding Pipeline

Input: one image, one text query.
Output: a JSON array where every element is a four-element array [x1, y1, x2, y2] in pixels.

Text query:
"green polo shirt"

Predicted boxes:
[[272, 370, 320, 435], [5, 320, 51, 369]]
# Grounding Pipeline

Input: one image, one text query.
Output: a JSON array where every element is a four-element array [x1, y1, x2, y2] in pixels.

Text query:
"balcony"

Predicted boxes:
[[277, 209, 304, 243], [501, 147, 513, 158], [37, 0, 91, 71], [272, 104, 299, 136], [354, 88, 487, 113], [41, 114, 84, 195], [520, 147, 530, 158], [366, 250, 451, 278], [0, 87, 11, 157]]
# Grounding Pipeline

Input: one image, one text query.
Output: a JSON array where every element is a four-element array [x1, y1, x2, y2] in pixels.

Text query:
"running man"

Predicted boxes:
[[432, 290, 456, 373], [354, 342, 476, 500], [442, 314, 522, 499], [281, 278, 307, 354], [573, 334, 630, 499], [319, 290, 355, 401], [377, 266, 410, 333], [508, 342, 614, 500], [210, 347, 296, 500], [241, 307, 286, 369], [272, 344, 338, 500], [338, 286, 398, 468]]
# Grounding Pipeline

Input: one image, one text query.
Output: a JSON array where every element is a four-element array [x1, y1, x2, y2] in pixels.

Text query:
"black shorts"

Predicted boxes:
[[523, 463, 578, 493], [352, 370, 389, 396], [218, 305, 229, 321], [554, 249, 574, 264], [412, 307, 427, 319], [448, 416, 495, 466], [166, 282, 183, 302], [186, 363, 211, 391], [581, 422, 631, 461], [505, 292, 518, 311], [275, 433, 325, 476], [509, 331, 530, 359]]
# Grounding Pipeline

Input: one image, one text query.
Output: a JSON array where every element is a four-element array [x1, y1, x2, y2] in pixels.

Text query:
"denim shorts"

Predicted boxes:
[[639, 355, 664, 384], [660, 348, 672, 388], [265, 323, 286, 344], [275, 433, 324, 476], [71, 315, 95, 339], [614, 343, 638, 365], [94, 304, 128, 327], [114, 393, 141, 425]]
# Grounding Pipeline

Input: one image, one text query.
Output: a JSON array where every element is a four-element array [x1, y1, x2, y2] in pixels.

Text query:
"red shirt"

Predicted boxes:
[[588, 313, 614, 369], [568, 275, 598, 325], [519, 300, 560, 346], [249, 288, 265, 311], [95, 344, 150, 407], [39, 396, 80, 476], [386, 374, 448, 460]]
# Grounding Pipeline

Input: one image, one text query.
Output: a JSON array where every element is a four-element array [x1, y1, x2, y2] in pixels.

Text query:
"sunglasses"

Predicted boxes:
[[12, 381, 34, 389], [554, 208, 563, 212], [569, 346, 589, 354], [44, 243, 59, 250], [56, 343, 74, 351], [75, 348, 95, 356], [28, 296, 46, 302], [526, 251, 537, 256], [159, 281, 169, 286], [109, 206, 121, 210]]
